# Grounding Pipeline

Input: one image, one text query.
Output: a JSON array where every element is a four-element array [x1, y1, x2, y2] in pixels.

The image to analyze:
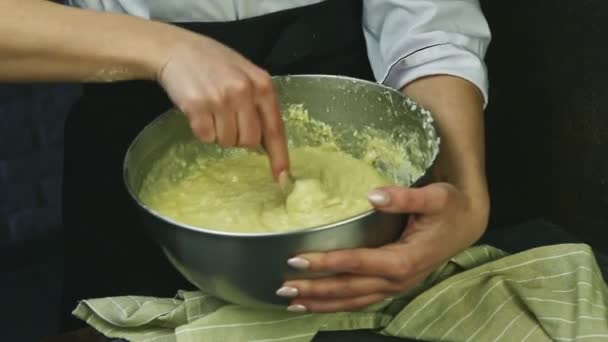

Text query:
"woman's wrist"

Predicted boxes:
[[434, 158, 490, 221], [84, 14, 180, 82], [401, 75, 490, 233]]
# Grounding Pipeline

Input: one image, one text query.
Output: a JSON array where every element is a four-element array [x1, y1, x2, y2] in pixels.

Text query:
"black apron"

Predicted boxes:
[[60, 1, 415, 341]]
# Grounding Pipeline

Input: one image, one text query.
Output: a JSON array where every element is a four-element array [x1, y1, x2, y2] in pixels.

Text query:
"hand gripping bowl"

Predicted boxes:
[[123, 75, 440, 308]]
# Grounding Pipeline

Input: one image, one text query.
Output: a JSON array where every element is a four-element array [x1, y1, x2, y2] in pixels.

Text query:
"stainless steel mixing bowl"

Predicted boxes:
[[123, 75, 440, 308]]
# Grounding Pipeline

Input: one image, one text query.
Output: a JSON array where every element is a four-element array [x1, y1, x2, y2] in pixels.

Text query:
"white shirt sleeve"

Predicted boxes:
[[363, 0, 491, 105]]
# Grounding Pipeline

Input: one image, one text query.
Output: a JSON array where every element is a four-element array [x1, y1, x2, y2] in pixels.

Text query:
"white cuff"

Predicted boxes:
[[381, 44, 490, 107]]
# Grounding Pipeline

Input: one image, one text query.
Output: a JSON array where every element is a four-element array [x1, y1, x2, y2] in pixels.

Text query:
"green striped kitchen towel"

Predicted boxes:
[[74, 244, 608, 342]]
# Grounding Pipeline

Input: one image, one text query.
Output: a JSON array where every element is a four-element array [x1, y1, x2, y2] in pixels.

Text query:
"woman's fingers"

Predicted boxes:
[[368, 184, 452, 215], [280, 275, 399, 299], [280, 269, 432, 313], [288, 247, 416, 280], [236, 103, 262, 148], [213, 109, 238, 147], [181, 68, 284, 171], [189, 111, 216, 143], [157, 34, 289, 176], [288, 293, 387, 313], [250, 68, 289, 177]]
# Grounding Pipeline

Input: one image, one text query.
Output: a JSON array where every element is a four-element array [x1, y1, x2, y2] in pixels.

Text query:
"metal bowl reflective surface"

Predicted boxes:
[[123, 75, 440, 308]]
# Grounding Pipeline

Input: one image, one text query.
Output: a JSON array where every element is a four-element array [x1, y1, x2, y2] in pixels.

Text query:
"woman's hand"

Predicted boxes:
[[157, 32, 289, 177], [277, 183, 489, 313], [277, 75, 490, 313], [0, 1, 289, 178]]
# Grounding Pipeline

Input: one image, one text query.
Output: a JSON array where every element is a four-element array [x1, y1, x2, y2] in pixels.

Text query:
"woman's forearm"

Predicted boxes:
[[0, 0, 174, 82], [402, 75, 489, 210]]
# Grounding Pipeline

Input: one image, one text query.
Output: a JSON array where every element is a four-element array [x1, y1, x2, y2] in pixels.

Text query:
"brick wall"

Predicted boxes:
[[0, 84, 81, 244]]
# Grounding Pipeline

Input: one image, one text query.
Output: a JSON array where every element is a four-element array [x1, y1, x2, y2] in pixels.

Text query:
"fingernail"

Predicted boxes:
[[368, 190, 390, 206], [287, 257, 310, 270], [276, 286, 299, 298], [286, 304, 307, 313]]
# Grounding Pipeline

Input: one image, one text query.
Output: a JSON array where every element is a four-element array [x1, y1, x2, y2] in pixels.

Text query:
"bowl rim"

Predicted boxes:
[[122, 74, 439, 238]]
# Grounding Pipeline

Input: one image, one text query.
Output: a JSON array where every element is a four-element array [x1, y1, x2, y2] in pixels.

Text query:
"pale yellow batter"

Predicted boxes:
[[139, 104, 422, 234], [139, 145, 389, 233]]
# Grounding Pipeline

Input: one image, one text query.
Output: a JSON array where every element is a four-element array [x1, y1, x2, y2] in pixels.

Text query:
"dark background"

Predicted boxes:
[[1, 0, 607, 341], [482, 0, 608, 248]]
